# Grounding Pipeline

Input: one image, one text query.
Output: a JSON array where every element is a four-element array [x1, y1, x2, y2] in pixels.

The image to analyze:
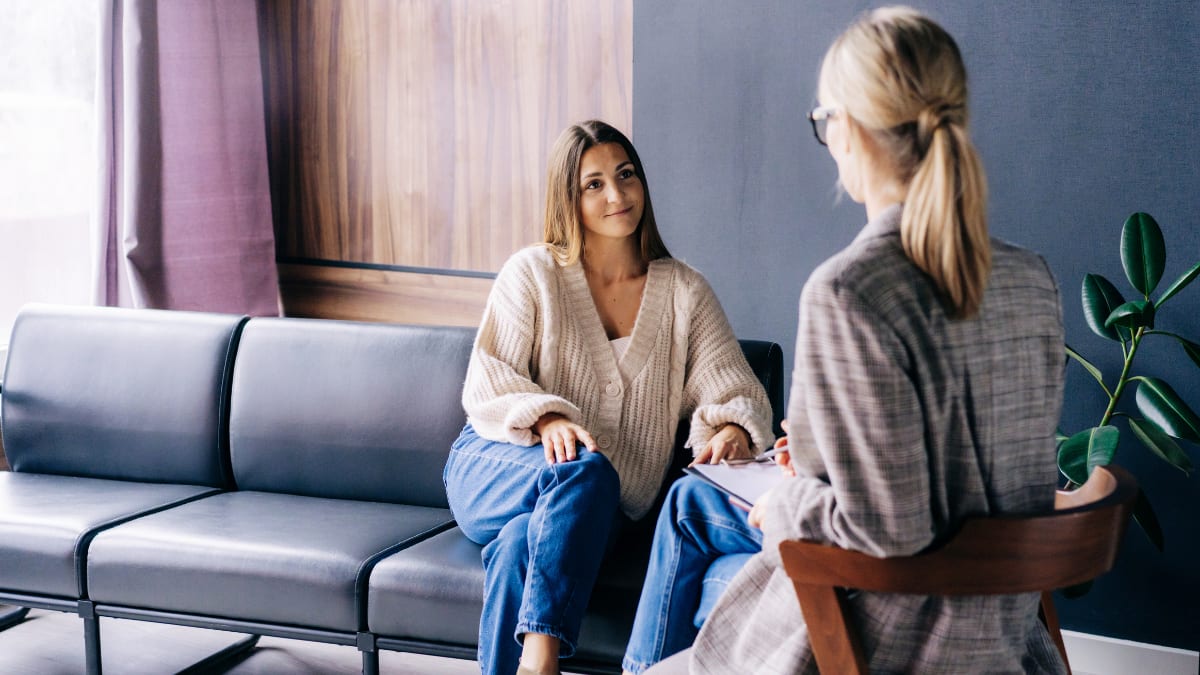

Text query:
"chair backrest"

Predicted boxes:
[[778, 465, 1138, 674], [228, 317, 476, 507], [0, 304, 246, 487]]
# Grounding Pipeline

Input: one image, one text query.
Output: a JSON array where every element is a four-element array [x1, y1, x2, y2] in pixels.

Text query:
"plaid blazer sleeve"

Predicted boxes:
[[761, 258, 935, 558]]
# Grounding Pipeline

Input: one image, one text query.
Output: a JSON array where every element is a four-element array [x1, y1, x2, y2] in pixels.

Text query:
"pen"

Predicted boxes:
[[721, 445, 786, 466]]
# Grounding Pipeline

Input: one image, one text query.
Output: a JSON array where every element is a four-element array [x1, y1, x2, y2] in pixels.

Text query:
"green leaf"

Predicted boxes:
[[1065, 344, 1108, 394], [1135, 378, 1200, 444], [1057, 426, 1120, 485], [1146, 330, 1200, 370], [1121, 212, 1165, 296], [1082, 274, 1127, 341], [1086, 428, 1119, 475], [1133, 489, 1165, 552], [1057, 433, 1088, 485], [1103, 299, 1155, 330], [1129, 418, 1193, 475], [1186, 340, 1200, 370], [1155, 260, 1200, 308]]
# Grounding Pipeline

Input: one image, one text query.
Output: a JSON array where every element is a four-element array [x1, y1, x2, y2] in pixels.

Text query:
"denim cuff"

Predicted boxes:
[[516, 621, 577, 658], [622, 656, 652, 674]]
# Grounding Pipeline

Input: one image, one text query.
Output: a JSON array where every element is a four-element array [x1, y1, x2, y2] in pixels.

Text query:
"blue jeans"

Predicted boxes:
[[622, 476, 762, 674], [444, 424, 622, 675]]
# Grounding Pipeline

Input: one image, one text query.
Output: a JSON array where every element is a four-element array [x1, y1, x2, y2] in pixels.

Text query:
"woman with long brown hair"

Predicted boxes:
[[445, 120, 773, 675]]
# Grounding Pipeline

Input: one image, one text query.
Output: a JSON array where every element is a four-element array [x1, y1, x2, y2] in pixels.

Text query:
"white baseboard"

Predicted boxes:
[[1064, 630, 1198, 675]]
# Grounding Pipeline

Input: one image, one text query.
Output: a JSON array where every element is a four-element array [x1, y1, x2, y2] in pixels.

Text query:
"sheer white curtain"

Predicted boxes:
[[0, 1, 97, 340]]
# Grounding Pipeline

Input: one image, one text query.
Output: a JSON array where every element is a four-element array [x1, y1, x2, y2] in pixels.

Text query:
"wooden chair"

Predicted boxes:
[[779, 465, 1138, 675]]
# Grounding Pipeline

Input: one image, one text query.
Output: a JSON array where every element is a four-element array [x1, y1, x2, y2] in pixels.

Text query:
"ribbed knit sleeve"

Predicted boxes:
[[462, 251, 582, 446], [678, 269, 776, 455]]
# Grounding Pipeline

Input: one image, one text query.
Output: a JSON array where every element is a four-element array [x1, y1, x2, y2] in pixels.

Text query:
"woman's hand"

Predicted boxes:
[[747, 488, 772, 529], [774, 418, 796, 477], [691, 423, 753, 466], [746, 420, 796, 528], [746, 419, 793, 528], [533, 413, 597, 464]]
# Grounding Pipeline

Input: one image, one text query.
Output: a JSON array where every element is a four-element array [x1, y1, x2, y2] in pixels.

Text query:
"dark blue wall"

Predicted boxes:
[[634, 1, 1200, 651]]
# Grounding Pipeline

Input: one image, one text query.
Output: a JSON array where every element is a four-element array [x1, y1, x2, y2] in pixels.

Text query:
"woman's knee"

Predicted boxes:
[[666, 475, 718, 510], [444, 432, 546, 540], [562, 450, 620, 501]]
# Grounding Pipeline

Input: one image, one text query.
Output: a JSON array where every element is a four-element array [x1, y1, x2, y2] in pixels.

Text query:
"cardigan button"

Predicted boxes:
[[597, 435, 612, 449], [605, 382, 621, 397]]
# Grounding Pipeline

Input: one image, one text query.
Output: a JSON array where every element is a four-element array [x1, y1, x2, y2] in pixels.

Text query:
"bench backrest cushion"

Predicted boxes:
[[737, 339, 786, 436], [228, 317, 475, 507], [0, 304, 244, 486]]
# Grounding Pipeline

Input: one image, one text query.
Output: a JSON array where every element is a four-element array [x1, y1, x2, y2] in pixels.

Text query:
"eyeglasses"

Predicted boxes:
[[807, 105, 839, 146]]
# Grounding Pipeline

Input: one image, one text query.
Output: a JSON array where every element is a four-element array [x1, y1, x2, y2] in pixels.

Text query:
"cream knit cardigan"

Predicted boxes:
[[463, 246, 774, 519]]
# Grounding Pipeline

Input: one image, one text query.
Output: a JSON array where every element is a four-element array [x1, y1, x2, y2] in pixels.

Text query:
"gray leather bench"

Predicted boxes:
[[0, 304, 783, 674], [0, 305, 248, 672]]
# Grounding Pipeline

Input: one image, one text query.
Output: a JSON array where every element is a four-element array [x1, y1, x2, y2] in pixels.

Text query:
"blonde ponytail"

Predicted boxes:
[[903, 107, 990, 318], [819, 6, 991, 318]]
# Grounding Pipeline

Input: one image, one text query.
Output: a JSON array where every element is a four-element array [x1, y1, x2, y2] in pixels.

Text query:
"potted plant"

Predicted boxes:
[[1059, 212, 1200, 553]]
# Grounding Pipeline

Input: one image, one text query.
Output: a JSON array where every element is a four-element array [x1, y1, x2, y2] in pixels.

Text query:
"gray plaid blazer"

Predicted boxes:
[[691, 205, 1068, 674]]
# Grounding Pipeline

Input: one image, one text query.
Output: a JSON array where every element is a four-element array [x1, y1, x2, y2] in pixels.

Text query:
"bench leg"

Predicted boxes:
[[176, 633, 261, 674], [80, 602, 102, 675], [79, 600, 258, 675], [362, 650, 380, 675], [0, 605, 30, 631], [358, 632, 380, 675]]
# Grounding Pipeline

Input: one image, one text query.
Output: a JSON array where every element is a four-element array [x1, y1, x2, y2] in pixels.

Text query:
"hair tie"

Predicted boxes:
[[915, 102, 964, 156]]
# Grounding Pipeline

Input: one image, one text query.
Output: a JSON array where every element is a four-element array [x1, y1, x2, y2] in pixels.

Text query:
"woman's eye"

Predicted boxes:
[[585, 180, 601, 190], [619, 169, 635, 179]]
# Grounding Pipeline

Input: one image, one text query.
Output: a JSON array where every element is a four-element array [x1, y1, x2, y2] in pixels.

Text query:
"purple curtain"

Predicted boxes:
[[94, 0, 279, 315]]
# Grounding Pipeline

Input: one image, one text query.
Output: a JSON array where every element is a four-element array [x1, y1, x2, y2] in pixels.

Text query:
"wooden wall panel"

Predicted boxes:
[[277, 263, 492, 327], [261, 0, 633, 276]]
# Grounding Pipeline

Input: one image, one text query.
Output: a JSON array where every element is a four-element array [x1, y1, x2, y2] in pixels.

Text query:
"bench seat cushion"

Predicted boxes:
[[367, 526, 646, 664], [0, 472, 215, 598], [87, 491, 452, 632]]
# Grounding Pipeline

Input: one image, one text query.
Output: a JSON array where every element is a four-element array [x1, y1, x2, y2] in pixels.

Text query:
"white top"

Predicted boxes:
[[609, 335, 632, 362], [462, 246, 774, 519]]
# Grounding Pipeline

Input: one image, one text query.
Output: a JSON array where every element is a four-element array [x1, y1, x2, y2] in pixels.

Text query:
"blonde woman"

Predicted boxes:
[[445, 120, 774, 675], [631, 7, 1067, 674]]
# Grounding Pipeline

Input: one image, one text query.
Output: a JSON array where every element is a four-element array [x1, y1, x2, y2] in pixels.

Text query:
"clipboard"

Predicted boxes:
[[684, 461, 787, 509]]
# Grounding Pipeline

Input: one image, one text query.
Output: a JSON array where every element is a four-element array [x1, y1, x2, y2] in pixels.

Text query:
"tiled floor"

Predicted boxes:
[[0, 607, 590, 675]]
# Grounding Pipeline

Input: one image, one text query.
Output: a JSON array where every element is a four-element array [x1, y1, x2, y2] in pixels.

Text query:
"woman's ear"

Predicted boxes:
[[840, 115, 859, 155]]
